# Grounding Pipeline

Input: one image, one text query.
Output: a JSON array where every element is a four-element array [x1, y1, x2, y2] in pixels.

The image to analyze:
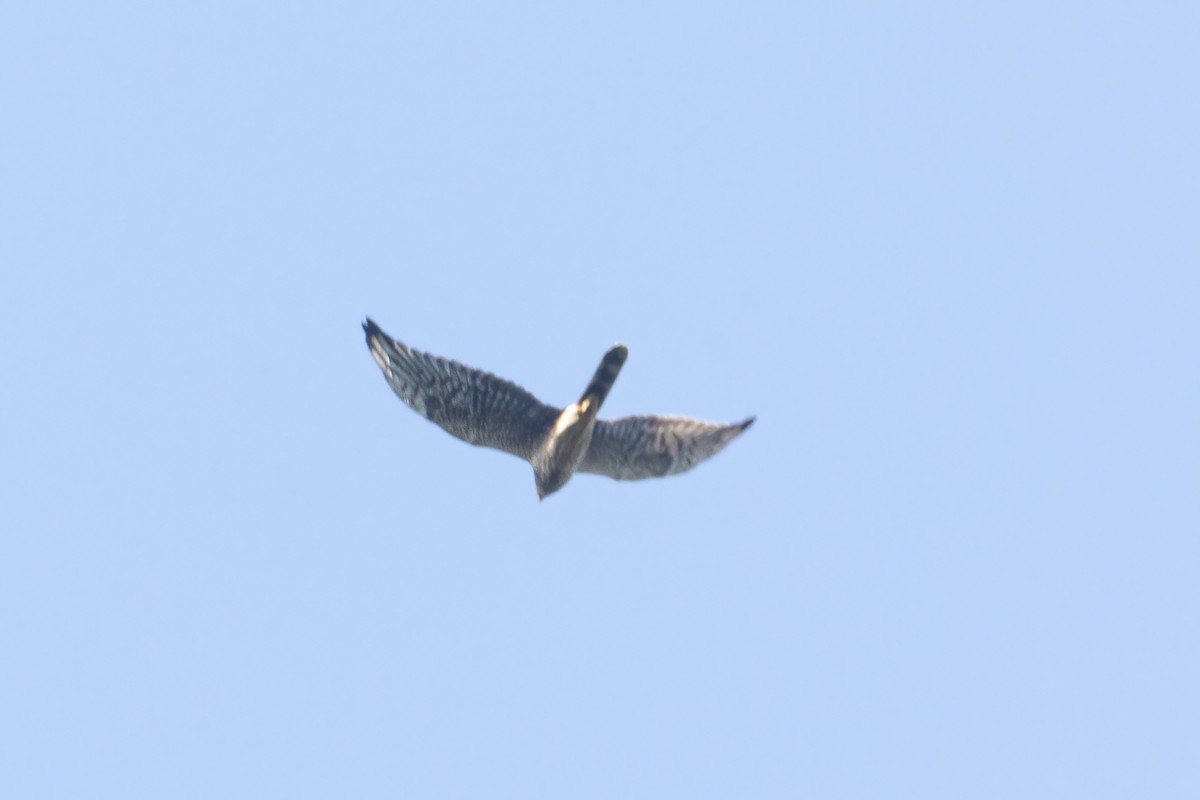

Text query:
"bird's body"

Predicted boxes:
[[363, 318, 753, 499]]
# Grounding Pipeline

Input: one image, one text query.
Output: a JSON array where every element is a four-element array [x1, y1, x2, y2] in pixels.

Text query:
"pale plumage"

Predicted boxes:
[[364, 318, 753, 499]]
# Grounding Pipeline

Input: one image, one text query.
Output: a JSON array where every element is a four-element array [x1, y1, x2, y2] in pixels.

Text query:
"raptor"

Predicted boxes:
[[364, 318, 754, 499]]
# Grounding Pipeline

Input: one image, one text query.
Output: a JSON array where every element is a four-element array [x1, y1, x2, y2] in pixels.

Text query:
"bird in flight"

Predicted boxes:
[[364, 318, 754, 499]]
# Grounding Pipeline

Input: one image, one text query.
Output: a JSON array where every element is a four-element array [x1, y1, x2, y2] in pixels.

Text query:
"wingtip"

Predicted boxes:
[[740, 416, 756, 431]]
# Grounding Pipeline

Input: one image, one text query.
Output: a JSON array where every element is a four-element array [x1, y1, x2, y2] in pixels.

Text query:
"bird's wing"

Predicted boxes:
[[364, 319, 560, 461], [579, 415, 754, 480]]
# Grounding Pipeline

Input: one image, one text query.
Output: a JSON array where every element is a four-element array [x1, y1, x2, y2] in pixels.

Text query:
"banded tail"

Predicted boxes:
[[579, 345, 628, 413]]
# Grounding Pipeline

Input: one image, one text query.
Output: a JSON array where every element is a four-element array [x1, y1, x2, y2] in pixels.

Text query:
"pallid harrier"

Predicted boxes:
[[364, 318, 754, 499]]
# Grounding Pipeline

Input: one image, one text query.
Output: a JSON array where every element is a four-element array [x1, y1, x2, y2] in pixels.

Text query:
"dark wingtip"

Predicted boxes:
[[739, 416, 756, 431], [363, 317, 382, 340]]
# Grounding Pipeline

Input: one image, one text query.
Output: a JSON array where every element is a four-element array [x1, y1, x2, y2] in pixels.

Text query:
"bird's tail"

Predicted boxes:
[[578, 345, 628, 413]]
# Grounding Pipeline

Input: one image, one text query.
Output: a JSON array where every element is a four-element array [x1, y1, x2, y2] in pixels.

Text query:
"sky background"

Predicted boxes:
[[2, 2, 1197, 797]]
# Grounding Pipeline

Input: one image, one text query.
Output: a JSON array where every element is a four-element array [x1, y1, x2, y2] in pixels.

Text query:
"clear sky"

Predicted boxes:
[[2, 2, 1197, 797]]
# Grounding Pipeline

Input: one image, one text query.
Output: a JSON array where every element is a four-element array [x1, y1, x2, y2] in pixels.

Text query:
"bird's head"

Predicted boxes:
[[535, 466, 571, 500]]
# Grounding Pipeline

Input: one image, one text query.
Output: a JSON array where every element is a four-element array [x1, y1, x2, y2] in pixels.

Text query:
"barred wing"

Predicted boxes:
[[364, 319, 559, 461], [579, 415, 755, 480]]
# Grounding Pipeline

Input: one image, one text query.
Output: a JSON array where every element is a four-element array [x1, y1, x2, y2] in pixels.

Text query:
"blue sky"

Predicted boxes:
[[2, 2, 1197, 797]]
